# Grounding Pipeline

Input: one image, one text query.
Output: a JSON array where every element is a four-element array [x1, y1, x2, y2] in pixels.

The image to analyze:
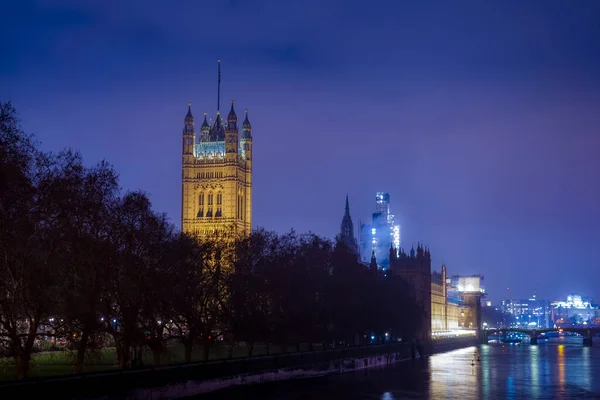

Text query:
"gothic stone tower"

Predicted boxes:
[[181, 74, 253, 238], [340, 194, 358, 254], [389, 244, 432, 341]]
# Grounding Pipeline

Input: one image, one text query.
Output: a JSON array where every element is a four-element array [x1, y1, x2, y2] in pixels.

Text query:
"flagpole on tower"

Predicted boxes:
[[217, 59, 221, 112]]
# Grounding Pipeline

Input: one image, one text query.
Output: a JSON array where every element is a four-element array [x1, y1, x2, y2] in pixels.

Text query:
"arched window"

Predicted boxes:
[[241, 193, 245, 220], [217, 192, 222, 205], [199, 193, 204, 206], [208, 193, 213, 206], [237, 190, 244, 220]]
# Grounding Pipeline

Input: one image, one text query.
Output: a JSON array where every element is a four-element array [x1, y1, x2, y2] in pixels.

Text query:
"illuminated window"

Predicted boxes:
[[237, 191, 244, 220]]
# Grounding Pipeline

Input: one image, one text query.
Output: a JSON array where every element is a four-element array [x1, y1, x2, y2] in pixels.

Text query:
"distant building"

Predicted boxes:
[[431, 264, 463, 331], [552, 294, 600, 326], [449, 275, 485, 332], [359, 192, 401, 269], [339, 194, 358, 254], [501, 295, 552, 328]]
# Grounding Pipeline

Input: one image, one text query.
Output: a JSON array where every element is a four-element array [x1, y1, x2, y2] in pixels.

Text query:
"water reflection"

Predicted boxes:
[[428, 346, 480, 399], [582, 347, 592, 391], [481, 345, 490, 399], [530, 345, 539, 399], [196, 338, 599, 399], [557, 343, 565, 392]]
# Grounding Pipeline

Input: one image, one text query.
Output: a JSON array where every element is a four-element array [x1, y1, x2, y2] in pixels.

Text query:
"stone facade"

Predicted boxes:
[[389, 244, 432, 340], [181, 100, 252, 238]]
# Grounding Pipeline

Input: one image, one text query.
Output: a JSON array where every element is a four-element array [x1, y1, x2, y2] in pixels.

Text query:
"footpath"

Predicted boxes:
[[0, 336, 477, 399]]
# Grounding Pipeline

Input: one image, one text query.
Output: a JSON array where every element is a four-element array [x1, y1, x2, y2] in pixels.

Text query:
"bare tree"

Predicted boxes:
[[50, 155, 120, 373], [0, 102, 69, 378], [101, 192, 173, 368]]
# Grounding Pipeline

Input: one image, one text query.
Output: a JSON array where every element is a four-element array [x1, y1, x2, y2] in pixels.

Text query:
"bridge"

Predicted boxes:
[[484, 327, 599, 347]]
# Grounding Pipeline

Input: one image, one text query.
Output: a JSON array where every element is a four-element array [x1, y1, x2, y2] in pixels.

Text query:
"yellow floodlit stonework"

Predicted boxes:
[[181, 101, 252, 239]]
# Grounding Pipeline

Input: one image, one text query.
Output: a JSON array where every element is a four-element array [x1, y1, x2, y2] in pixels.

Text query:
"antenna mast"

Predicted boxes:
[[217, 59, 221, 112]]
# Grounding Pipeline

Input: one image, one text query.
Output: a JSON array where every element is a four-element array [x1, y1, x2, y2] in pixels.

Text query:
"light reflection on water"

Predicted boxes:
[[558, 344, 566, 397], [197, 337, 600, 399], [530, 344, 539, 399]]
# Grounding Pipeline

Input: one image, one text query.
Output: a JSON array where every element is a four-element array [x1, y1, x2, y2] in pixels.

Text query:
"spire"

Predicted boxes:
[[344, 194, 350, 216], [242, 109, 252, 139], [226, 100, 238, 132], [184, 102, 193, 123], [340, 194, 357, 254], [243, 109, 251, 128], [228, 100, 237, 122], [201, 112, 209, 129], [209, 110, 225, 141], [370, 251, 378, 273]]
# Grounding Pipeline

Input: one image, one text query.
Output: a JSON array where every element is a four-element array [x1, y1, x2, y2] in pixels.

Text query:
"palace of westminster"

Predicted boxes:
[[180, 62, 483, 338], [180, 63, 252, 238]]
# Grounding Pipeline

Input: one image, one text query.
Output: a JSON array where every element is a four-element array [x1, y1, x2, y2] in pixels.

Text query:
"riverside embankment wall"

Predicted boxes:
[[0, 336, 476, 399]]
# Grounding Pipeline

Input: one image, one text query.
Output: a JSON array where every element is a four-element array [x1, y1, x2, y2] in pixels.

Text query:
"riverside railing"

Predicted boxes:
[[0, 341, 412, 398]]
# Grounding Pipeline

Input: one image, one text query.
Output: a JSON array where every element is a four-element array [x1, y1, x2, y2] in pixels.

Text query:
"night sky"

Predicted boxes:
[[3, 0, 600, 303]]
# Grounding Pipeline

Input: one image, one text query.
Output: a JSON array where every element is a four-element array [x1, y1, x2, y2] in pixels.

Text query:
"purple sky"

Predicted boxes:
[[3, 0, 600, 303]]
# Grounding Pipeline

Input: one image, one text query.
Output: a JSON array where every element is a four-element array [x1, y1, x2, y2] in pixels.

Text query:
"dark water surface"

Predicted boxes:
[[196, 337, 600, 399]]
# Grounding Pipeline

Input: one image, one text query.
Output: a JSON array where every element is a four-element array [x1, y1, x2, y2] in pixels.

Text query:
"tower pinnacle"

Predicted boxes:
[[340, 194, 358, 254], [345, 193, 350, 215], [184, 102, 193, 122], [228, 100, 237, 120]]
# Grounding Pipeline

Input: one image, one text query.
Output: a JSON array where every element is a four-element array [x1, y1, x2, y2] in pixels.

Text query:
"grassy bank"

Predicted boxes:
[[0, 343, 325, 381]]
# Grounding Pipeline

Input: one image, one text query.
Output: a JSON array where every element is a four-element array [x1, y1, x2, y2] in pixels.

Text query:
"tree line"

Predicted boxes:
[[0, 102, 422, 379]]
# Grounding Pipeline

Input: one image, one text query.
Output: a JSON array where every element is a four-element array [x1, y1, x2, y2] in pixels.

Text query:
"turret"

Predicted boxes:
[[417, 243, 424, 258], [370, 251, 378, 274], [242, 109, 252, 139], [184, 102, 194, 129], [339, 194, 357, 254], [225, 101, 239, 161], [389, 244, 397, 265], [200, 113, 209, 142], [209, 111, 225, 141], [240, 109, 253, 162], [227, 100, 237, 130], [182, 102, 195, 159]]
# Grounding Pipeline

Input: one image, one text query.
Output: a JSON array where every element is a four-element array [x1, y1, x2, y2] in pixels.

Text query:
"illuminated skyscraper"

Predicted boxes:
[[359, 192, 401, 269], [181, 60, 252, 239]]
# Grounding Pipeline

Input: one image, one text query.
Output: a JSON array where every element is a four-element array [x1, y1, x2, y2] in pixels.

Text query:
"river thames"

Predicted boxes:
[[197, 337, 600, 399]]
